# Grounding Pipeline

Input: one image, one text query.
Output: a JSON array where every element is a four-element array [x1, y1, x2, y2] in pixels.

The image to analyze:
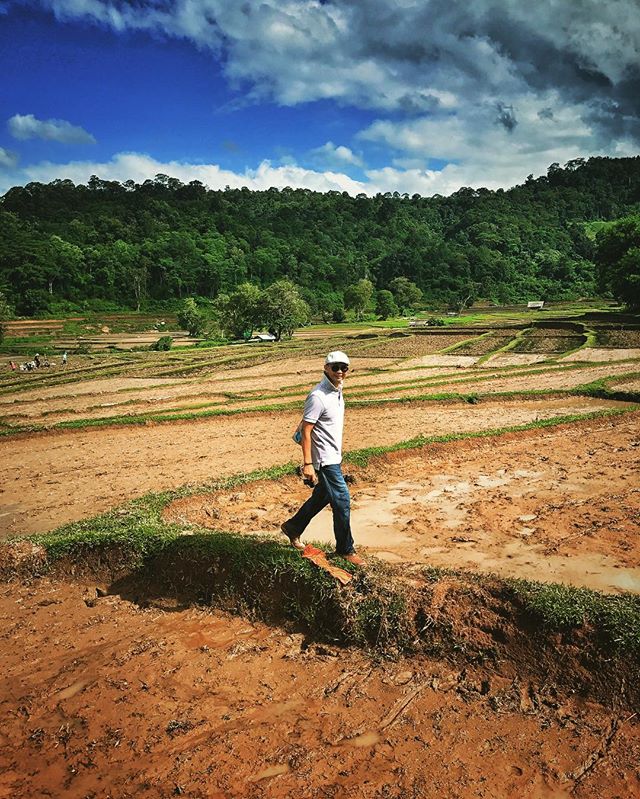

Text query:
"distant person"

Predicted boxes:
[[34, 353, 41, 368], [281, 351, 365, 566], [62, 351, 68, 367], [9, 361, 16, 371]]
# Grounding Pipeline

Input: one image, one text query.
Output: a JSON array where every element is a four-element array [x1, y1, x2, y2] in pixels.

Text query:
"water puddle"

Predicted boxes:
[[55, 679, 90, 701], [249, 764, 290, 782], [345, 731, 380, 748], [300, 481, 422, 548], [420, 541, 640, 594], [291, 469, 639, 594]]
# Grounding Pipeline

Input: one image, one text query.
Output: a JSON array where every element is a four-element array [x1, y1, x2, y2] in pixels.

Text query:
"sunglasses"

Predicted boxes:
[[330, 363, 349, 372]]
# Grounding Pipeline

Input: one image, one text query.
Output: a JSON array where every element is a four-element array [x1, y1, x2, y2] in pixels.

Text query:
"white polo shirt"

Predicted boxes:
[[303, 375, 344, 468]]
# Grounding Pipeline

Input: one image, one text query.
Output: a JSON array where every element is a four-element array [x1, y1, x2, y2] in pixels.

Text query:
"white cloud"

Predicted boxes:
[[4, 0, 640, 198], [0, 151, 368, 196], [0, 146, 19, 169], [8, 113, 96, 144], [359, 90, 640, 193], [309, 141, 363, 168], [37, 1, 640, 109], [26, 0, 639, 190]]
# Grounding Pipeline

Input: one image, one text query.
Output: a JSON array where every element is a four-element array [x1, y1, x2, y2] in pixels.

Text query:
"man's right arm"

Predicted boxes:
[[301, 421, 316, 483]]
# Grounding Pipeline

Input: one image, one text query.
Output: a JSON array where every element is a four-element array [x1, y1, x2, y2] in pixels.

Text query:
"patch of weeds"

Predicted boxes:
[[166, 719, 194, 737], [31, 492, 176, 564], [596, 595, 640, 651], [505, 578, 640, 654], [420, 565, 460, 583], [507, 580, 594, 628]]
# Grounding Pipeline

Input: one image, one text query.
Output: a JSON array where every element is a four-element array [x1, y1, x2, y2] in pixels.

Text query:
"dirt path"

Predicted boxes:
[[169, 414, 640, 594], [0, 398, 622, 538], [1, 579, 638, 799]]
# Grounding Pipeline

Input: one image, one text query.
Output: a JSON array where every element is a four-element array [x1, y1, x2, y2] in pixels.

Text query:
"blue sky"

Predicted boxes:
[[1, 0, 639, 196]]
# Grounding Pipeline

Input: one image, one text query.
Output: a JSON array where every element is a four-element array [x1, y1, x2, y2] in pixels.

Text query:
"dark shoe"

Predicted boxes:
[[343, 553, 366, 567], [281, 521, 304, 551]]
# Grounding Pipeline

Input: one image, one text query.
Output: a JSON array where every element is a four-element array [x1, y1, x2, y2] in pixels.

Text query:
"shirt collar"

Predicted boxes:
[[321, 374, 341, 393]]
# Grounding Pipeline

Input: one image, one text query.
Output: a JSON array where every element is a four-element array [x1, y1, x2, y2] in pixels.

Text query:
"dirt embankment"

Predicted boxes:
[[1, 578, 638, 799]]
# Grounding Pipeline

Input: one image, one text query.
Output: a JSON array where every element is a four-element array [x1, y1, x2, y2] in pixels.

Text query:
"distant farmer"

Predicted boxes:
[[9, 361, 16, 371], [62, 351, 68, 367], [34, 353, 41, 368], [281, 351, 365, 566]]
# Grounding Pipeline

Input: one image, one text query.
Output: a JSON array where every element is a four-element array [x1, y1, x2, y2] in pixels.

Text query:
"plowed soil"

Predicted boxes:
[[2, 327, 640, 799], [0, 397, 624, 538], [1, 579, 639, 799], [165, 413, 640, 595]]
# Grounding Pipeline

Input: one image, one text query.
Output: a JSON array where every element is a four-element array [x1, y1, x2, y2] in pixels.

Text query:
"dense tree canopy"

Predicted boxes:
[[0, 289, 11, 343], [258, 280, 309, 340], [177, 297, 207, 337], [389, 277, 422, 312], [1, 157, 639, 316], [214, 283, 262, 339], [344, 278, 374, 321], [595, 215, 640, 309], [375, 289, 398, 320]]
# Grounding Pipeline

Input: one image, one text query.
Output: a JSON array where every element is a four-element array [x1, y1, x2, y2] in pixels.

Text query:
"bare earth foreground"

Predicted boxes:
[[1, 579, 639, 799], [1, 332, 639, 798]]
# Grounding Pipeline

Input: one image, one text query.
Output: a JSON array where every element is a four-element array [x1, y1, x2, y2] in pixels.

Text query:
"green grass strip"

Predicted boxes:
[[1, 379, 637, 438], [439, 330, 493, 354], [503, 578, 640, 652], [476, 327, 531, 365], [342, 405, 637, 467]]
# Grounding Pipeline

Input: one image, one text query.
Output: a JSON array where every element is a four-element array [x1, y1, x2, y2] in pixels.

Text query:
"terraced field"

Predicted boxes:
[[1, 314, 639, 799], [1, 320, 639, 551]]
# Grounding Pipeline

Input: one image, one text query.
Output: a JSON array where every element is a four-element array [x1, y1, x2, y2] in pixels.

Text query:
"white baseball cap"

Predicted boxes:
[[325, 350, 350, 365]]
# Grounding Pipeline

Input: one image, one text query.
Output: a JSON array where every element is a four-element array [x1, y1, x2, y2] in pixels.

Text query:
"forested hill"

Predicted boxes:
[[1, 155, 640, 315]]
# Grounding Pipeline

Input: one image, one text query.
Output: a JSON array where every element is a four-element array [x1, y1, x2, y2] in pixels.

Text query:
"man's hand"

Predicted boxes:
[[302, 463, 316, 486]]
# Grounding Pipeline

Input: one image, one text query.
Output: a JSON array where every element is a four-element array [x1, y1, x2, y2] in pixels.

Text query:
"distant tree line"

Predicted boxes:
[[1, 156, 639, 318]]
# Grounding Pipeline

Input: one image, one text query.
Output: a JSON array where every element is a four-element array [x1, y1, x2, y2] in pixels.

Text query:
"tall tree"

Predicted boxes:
[[389, 277, 422, 313], [259, 280, 309, 340], [344, 278, 374, 320], [0, 289, 12, 344], [375, 289, 398, 319], [215, 282, 262, 339], [177, 297, 206, 337]]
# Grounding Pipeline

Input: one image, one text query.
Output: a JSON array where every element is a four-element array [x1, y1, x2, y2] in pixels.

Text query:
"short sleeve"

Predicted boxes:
[[302, 391, 324, 424]]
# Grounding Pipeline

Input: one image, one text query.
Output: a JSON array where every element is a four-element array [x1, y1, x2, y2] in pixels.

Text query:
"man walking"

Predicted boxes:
[[281, 351, 365, 566]]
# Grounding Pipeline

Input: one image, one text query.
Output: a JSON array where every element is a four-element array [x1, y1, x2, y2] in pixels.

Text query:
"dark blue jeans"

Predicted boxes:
[[287, 464, 355, 555]]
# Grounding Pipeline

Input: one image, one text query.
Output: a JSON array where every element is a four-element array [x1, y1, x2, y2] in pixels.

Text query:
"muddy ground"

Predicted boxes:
[[1, 579, 639, 799], [1, 329, 639, 798], [165, 413, 640, 595], [0, 397, 625, 538]]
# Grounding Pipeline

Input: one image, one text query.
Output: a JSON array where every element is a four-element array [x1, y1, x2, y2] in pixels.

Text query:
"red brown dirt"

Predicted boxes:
[[1, 338, 639, 798], [1, 578, 638, 799]]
